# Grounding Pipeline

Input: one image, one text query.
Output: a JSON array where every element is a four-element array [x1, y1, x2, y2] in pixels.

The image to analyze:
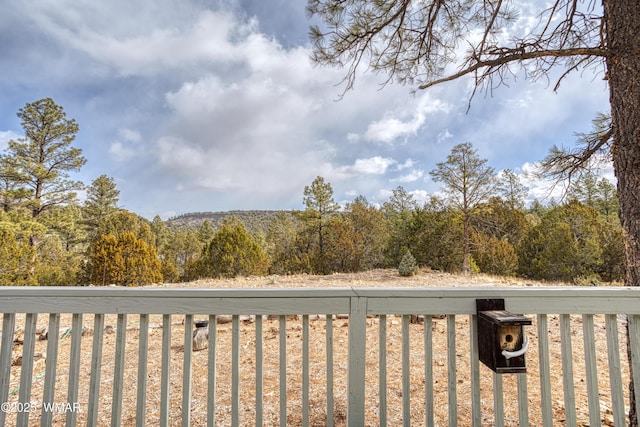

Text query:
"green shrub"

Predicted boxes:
[[198, 217, 269, 278], [398, 250, 419, 277]]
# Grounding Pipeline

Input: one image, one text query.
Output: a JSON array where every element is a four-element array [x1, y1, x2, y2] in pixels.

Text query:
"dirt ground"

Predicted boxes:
[[2, 269, 629, 426]]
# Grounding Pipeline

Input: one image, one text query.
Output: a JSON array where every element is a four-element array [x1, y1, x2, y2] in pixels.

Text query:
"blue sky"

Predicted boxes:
[[0, 1, 611, 219]]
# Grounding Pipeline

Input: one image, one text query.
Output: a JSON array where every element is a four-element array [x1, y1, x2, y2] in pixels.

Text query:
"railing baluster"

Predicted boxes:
[[605, 314, 625, 425], [469, 314, 481, 426], [516, 372, 529, 425], [424, 315, 433, 427], [379, 314, 387, 427], [447, 315, 457, 427], [67, 313, 83, 427], [493, 373, 504, 427], [41, 312, 60, 426], [279, 315, 287, 427], [629, 314, 640, 423], [160, 314, 171, 426], [111, 313, 127, 427], [183, 314, 193, 426], [88, 313, 105, 426], [582, 314, 600, 426], [326, 314, 334, 427], [559, 314, 576, 426], [16, 312, 37, 427], [537, 314, 552, 427], [347, 296, 367, 425], [256, 314, 263, 427], [232, 315, 240, 426], [136, 314, 149, 427], [402, 315, 410, 427], [302, 314, 310, 427], [208, 314, 217, 427], [627, 315, 640, 424], [0, 313, 15, 427]]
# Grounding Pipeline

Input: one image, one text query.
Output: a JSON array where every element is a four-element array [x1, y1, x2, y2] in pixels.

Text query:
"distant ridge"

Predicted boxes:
[[166, 210, 296, 234]]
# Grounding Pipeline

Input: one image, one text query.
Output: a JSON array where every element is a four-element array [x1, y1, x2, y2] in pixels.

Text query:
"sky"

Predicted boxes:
[[0, 0, 612, 219]]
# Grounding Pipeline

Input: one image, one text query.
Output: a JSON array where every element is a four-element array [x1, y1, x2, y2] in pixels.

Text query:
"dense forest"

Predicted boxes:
[[0, 99, 624, 286]]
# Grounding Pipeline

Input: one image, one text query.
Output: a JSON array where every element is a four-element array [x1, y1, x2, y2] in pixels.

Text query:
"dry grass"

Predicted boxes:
[[2, 269, 629, 426]]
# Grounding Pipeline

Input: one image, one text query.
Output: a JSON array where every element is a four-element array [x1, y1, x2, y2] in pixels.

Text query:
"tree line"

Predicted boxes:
[[0, 99, 624, 286]]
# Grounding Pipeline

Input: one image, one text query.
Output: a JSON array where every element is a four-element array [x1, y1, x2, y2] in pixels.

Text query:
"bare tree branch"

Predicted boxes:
[[537, 113, 613, 186], [419, 47, 608, 90]]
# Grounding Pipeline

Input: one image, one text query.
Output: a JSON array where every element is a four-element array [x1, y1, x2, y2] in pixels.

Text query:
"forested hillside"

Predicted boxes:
[[0, 99, 625, 286], [167, 210, 290, 235]]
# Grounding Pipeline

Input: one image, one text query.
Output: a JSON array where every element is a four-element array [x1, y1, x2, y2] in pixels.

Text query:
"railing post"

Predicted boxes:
[[347, 295, 367, 425]]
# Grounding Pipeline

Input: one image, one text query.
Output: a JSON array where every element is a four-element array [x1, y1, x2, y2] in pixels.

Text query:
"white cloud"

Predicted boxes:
[[335, 156, 396, 177], [109, 128, 144, 162], [346, 133, 360, 143], [21, 3, 253, 78], [364, 93, 451, 143], [437, 129, 453, 144], [0, 131, 21, 150], [365, 116, 421, 143], [396, 159, 416, 170], [375, 188, 393, 204], [410, 189, 430, 206], [109, 142, 137, 162], [119, 128, 141, 142], [519, 162, 565, 203], [392, 169, 424, 183], [157, 137, 206, 175]]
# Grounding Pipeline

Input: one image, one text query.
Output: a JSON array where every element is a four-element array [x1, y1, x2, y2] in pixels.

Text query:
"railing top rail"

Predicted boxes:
[[0, 285, 637, 297], [0, 286, 639, 315]]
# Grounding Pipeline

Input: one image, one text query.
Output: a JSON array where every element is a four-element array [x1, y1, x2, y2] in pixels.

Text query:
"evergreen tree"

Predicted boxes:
[[95, 210, 155, 247], [83, 175, 120, 234], [567, 172, 600, 208], [413, 201, 464, 273], [0, 225, 36, 286], [595, 178, 619, 221], [197, 220, 216, 245], [40, 205, 86, 252], [599, 221, 625, 282], [302, 176, 340, 274], [0, 157, 31, 213], [382, 187, 418, 267], [89, 231, 161, 286], [88, 210, 161, 285], [1, 98, 86, 276], [34, 233, 84, 286], [430, 143, 496, 274], [150, 215, 170, 252], [569, 173, 619, 221], [3, 98, 86, 219], [496, 169, 528, 210], [267, 212, 306, 275], [472, 232, 518, 277], [118, 231, 162, 286], [90, 233, 124, 286], [198, 217, 269, 278], [343, 196, 387, 271], [527, 199, 549, 219], [518, 201, 609, 281], [171, 228, 202, 280]]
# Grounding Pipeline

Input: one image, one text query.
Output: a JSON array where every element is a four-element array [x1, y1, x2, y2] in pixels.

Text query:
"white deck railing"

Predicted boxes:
[[1, 286, 640, 426]]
